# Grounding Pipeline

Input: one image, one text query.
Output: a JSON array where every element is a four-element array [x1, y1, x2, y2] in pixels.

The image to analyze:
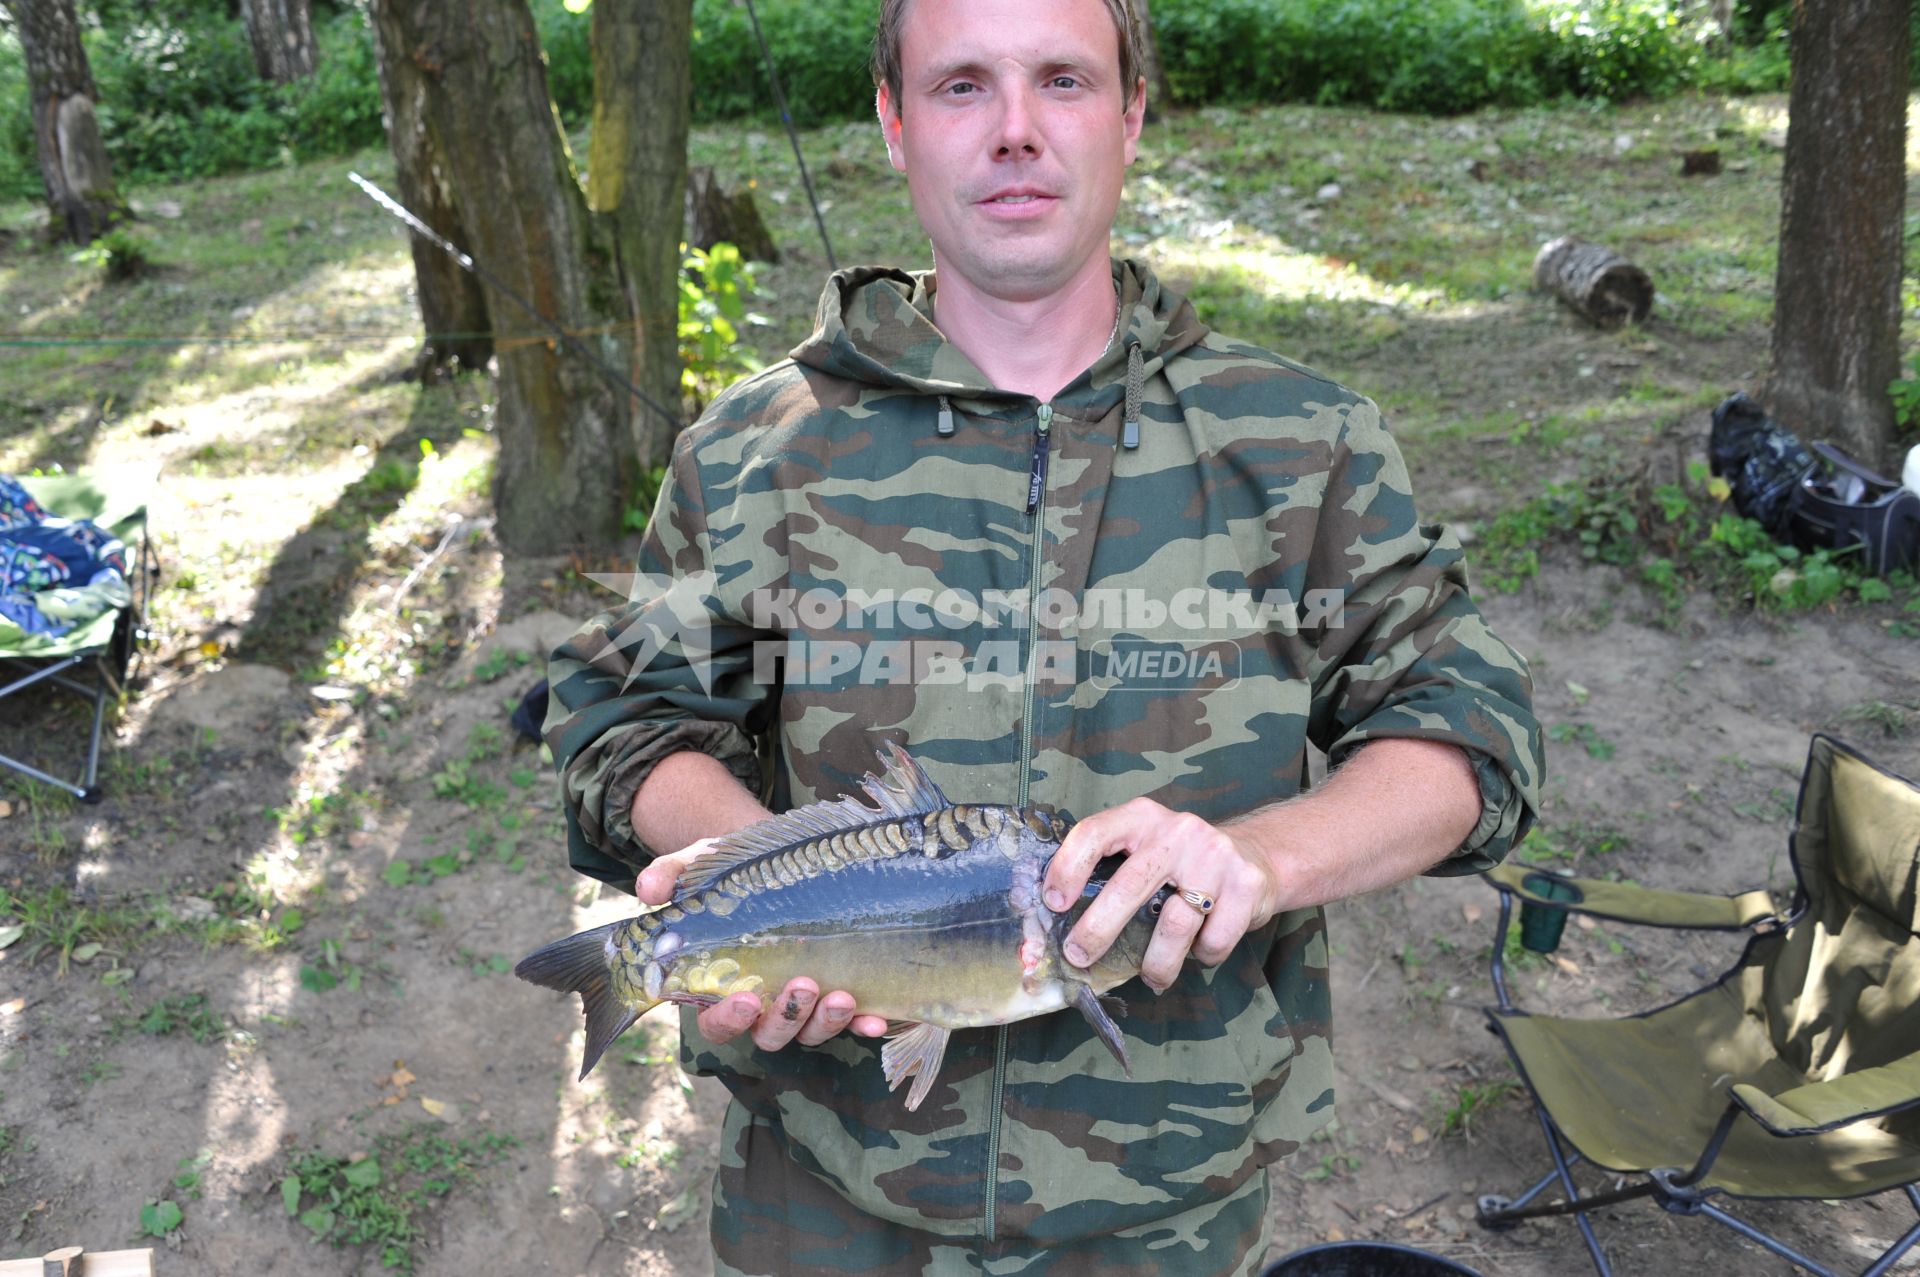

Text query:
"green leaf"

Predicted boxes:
[[382, 860, 414, 888], [299, 1204, 335, 1238], [279, 908, 304, 934], [281, 1174, 302, 1217], [71, 942, 102, 963], [140, 1199, 184, 1237], [0, 924, 24, 949], [299, 964, 338, 994], [423, 854, 459, 878], [100, 968, 133, 986], [344, 1158, 382, 1188]]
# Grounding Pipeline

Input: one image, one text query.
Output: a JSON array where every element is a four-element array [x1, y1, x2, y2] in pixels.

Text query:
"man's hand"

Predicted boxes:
[[638, 839, 890, 1050], [1041, 741, 1484, 992], [1041, 799, 1283, 992]]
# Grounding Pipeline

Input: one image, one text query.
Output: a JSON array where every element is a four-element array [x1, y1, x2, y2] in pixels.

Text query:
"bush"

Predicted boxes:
[[0, 0, 1825, 198]]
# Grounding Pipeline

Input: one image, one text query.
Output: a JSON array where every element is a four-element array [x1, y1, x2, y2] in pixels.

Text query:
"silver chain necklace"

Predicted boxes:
[[1101, 279, 1123, 358]]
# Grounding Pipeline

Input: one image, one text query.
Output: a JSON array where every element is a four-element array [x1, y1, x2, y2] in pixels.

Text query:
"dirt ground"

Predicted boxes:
[[9, 533, 1919, 1277], [5, 96, 1920, 1276]]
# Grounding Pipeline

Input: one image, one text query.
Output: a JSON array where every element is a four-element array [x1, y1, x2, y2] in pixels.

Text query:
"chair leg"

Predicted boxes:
[[1693, 1201, 1834, 1276], [1857, 1185, 1920, 1277], [1475, 1105, 1614, 1275]]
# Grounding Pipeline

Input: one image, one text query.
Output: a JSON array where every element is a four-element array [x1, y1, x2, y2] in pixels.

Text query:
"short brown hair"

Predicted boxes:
[[873, 0, 1144, 117]]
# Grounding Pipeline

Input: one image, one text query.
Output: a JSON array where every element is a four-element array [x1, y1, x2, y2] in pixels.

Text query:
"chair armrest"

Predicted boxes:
[[1483, 861, 1779, 931], [1730, 1051, 1920, 1136]]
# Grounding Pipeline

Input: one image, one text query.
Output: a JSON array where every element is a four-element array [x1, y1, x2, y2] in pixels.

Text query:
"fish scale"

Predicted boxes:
[[515, 743, 1169, 1111]]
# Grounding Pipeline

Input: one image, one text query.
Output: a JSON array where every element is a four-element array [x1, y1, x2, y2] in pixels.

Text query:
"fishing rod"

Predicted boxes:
[[347, 170, 685, 434], [741, 0, 838, 272]]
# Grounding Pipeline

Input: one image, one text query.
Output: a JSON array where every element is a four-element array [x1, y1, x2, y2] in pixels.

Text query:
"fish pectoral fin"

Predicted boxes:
[[1073, 983, 1132, 1078], [664, 992, 723, 1010], [880, 1021, 952, 1113]]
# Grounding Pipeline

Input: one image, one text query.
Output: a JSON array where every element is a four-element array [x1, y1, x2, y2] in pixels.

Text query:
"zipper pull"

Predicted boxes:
[[1027, 404, 1053, 514]]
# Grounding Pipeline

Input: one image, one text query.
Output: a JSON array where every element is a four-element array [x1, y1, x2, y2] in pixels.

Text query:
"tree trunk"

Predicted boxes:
[[1768, 0, 1910, 471], [377, 0, 634, 553], [587, 0, 691, 471], [1532, 236, 1654, 328], [686, 165, 779, 263], [1133, 0, 1175, 119], [2, 0, 123, 244], [369, 0, 492, 378], [241, 0, 317, 83]]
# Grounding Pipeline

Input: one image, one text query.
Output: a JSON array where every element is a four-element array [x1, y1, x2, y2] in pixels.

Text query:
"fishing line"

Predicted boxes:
[[741, 0, 838, 272], [346, 171, 687, 434]]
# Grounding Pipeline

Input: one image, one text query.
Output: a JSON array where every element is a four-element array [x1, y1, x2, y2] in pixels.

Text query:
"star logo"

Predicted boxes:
[[581, 567, 725, 696]]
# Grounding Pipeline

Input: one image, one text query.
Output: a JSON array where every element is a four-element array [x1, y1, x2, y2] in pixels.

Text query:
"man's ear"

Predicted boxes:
[[877, 85, 906, 173], [1122, 76, 1146, 166]]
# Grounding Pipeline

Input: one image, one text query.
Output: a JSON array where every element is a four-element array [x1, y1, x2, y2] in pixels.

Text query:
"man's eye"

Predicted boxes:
[[1050, 76, 1080, 90], [946, 81, 977, 96]]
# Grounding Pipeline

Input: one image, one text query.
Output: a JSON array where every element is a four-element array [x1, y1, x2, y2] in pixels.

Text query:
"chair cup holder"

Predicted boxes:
[[1518, 874, 1584, 953]]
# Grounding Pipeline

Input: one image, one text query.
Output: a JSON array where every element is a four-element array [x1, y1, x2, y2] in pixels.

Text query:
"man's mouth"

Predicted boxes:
[[980, 189, 1056, 206]]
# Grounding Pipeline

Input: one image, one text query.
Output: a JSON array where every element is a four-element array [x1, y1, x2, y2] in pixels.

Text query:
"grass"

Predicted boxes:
[[280, 1124, 518, 1274], [0, 885, 141, 977]]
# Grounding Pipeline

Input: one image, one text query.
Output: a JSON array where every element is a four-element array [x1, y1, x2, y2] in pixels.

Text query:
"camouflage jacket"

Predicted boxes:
[[547, 259, 1543, 1256]]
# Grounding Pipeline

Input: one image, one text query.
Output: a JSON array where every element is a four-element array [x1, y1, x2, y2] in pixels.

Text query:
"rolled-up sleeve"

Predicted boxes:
[[545, 430, 777, 888], [1301, 397, 1543, 873]]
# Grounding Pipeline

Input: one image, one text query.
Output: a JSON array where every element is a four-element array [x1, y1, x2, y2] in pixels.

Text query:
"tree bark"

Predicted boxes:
[[2, 0, 123, 244], [686, 165, 779, 263], [1532, 236, 1653, 328], [1768, 0, 1910, 471], [240, 0, 317, 83], [369, 0, 492, 378], [377, 0, 635, 553], [588, 0, 692, 471], [1133, 0, 1175, 119]]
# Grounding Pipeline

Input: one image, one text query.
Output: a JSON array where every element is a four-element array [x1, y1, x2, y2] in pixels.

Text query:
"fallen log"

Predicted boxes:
[[1532, 236, 1654, 328]]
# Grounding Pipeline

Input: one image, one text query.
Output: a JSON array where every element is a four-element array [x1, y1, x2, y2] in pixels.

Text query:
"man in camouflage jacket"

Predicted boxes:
[[546, 1, 1542, 1272]]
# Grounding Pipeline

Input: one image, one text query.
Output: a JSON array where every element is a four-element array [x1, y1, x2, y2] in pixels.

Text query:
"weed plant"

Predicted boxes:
[[1478, 462, 1920, 619], [280, 1125, 518, 1273]]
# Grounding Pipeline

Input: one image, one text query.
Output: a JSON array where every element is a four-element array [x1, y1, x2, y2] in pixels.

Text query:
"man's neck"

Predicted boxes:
[[930, 259, 1119, 402]]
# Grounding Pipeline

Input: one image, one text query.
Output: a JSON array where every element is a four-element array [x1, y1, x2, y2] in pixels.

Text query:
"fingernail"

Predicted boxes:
[[1045, 890, 1068, 912], [1064, 942, 1089, 968], [825, 1005, 849, 1023]]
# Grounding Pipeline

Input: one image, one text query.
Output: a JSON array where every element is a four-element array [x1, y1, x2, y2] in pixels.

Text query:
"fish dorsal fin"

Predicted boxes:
[[673, 743, 951, 897]]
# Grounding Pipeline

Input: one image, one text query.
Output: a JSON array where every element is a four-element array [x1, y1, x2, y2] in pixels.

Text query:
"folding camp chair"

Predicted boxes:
[[0, 475, 150, 802], [1475, 734, 1920, 1276]]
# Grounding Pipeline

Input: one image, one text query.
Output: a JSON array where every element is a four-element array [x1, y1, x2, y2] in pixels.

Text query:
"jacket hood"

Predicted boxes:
[[790, 258, 1209, 416]]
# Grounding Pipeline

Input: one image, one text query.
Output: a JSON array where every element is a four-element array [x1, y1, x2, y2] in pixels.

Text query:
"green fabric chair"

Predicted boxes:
[[1476, 735, 1920, 1276], [0, 475, 150, 802]]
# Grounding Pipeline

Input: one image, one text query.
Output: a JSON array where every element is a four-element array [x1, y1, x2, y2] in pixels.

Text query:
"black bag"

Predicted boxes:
[[1709, 392, 1814, 535], [1787, 442, 1920, 576]]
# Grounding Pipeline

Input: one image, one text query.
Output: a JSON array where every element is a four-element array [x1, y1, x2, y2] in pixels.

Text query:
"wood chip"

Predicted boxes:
[[1553, 955, 1582, 975]]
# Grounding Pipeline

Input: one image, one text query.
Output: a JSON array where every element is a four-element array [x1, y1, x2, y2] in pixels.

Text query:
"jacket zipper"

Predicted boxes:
[[986, 400, 1053, 1248]]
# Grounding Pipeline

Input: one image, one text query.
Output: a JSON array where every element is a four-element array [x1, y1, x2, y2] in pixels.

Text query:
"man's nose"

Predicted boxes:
[[991, 84, 1043, 159]]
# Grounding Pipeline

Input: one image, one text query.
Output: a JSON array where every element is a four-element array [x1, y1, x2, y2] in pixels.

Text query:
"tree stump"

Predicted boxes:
[[686, 166, 779, 263], [1532, 236, 1653, 328]]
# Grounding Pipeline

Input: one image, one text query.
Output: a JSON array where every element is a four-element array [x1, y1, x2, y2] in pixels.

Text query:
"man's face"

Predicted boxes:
[[878, 0, 1145, 305]]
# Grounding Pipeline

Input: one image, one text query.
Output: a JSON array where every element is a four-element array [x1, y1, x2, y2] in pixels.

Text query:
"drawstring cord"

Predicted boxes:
[[937, 395, 956, 437]]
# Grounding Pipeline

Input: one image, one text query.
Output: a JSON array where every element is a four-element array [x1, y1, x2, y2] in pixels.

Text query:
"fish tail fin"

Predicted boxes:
[[514, 921, 650, 1079]]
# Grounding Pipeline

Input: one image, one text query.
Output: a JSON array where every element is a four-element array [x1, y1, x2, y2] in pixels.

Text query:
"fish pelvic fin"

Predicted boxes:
[[1073, 983, 1132, 1078], [881, 1021, 954, 1112], [513, 921, 650, 1080], [675, 742, 951, 896]]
